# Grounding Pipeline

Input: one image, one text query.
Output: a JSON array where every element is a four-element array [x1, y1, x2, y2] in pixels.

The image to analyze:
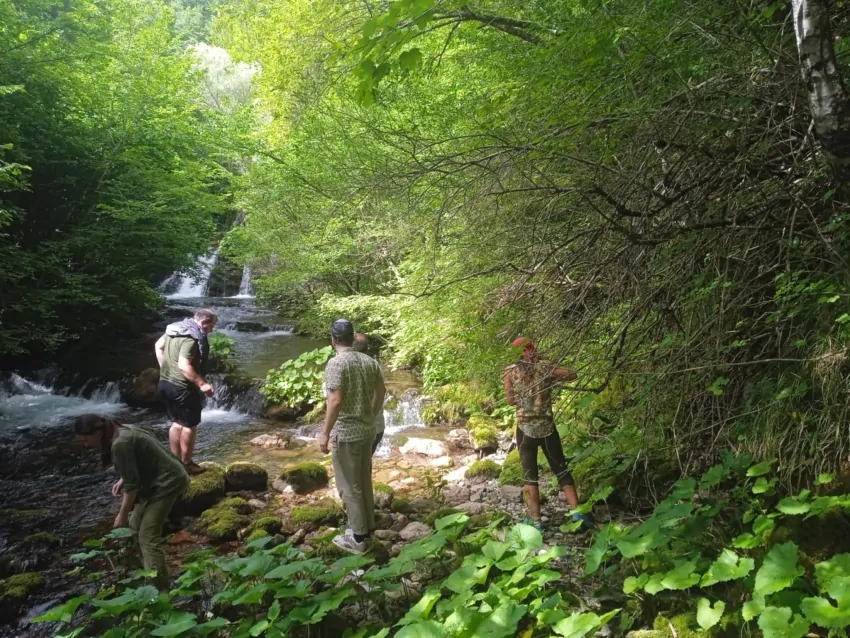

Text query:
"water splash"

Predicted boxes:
[[161, 249, 219, 298], [232, 264, 255, 298]]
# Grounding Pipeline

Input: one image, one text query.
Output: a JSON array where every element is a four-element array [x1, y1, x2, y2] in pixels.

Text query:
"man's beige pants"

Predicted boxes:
[[129, 490, 182, 590], [332, 437, 375, 535]]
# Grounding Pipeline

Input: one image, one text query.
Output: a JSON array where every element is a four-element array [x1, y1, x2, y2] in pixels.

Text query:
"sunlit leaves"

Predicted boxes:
[[758, 607, 810, 638], [754, 542, 804, 597], [701, 549, 755, 586], [696, 598, 725, 630]]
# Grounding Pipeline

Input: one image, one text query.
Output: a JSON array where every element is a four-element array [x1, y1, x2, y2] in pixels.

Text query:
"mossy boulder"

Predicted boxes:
[[373, 482, 394, 509], [498, 450, 524, 486], [194, 498, 250, 542], [465, 459, 501, 480], [1, 572, 44, 601], [468, 414, 499, 452], [246, 529, 270, 543], [289, 501, 344, 529], [277, 462, 329, 495], [21, 532, 59, 550], [225, 462, 268, 491], [246, 516, 283, 537], [390, 496, 413, 514], [652, 613, 703, 638], [175, 462, 226, 517]]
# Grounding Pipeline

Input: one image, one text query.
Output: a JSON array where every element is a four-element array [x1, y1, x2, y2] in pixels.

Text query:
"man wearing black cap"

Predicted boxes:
[[319, 319, 385, 554]]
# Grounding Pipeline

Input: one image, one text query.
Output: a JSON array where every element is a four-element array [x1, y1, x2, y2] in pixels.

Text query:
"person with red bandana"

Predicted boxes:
[[503, 337, 595, 532]]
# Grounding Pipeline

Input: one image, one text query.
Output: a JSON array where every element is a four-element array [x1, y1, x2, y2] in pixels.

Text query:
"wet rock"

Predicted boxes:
[[444, 485, 471, 505], [500, 485, 524, 503], [128, 368, 160, 407], [289, 528, 307, 545], [390, 514, 409, 531], [248, 433, 292, 449], [456, 502, 486, 515], [225, 462, 268, 491], [399, 438, 449, 458], [390, 497, 413, 514], [445, 428, 472, 452], [276, 462, 329, 495], [175, 462, 226, 516], [374, 529, 399, 541], [248, 499, 266, 510], [399, 522, 431, 542], [431, 456, 453, 469]]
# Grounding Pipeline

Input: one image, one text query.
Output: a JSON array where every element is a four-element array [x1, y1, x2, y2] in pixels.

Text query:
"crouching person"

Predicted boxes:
[[74, 413, 189, 590]]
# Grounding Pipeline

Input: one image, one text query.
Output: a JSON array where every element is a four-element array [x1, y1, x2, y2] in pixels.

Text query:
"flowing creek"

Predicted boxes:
[[0, 261, 455, 635]]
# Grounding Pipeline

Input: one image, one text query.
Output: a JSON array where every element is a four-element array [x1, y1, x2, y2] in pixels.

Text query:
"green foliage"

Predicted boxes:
[[195, 500, 250, 542], [467, 414, 500, 450], [207, 332, 237, 373], [261, 346, 333, 406], [40, 514, 620, 637], [373, 482, 394, 496], [465, 459, 501, 480], [499, 450, 524, 486], [582, 454, 850, 635]]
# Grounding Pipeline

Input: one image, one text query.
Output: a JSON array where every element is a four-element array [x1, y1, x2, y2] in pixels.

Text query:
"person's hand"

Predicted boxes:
[[200, 382, 214, 397], [111, 479, 124, 497], [113, 512, 129, 528], [318, 431, 330, 454]]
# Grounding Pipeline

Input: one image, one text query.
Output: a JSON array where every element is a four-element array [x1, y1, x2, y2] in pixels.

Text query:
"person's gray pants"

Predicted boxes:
[[332, 437, 375, 535]]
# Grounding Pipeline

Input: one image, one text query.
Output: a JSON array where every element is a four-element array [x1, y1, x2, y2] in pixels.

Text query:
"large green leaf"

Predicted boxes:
[[758, 607, 809, 638], [696, 598, 725, 630], [747, 461, 772, 477], [444, 565, 491, 593], [508, 523, 543, 550], [395, 620, 445, 638], [553, 610, 620, 638], [397, 588, 442, 626], [701, 549, 754, 586], [742, 596, 765, 622], [776, 497, 810, 515], [801, 597, 850, 628], [33, 594, 89, 623], [814, 554, 850, 606], [754, 542, 803, 597], [150, 612, 198, 637], [660, 561, 700, 590]]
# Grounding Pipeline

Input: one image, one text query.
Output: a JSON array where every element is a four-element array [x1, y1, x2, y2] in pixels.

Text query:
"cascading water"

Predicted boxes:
[[161, 249, 219, 299], [234, 264, 255, 298]]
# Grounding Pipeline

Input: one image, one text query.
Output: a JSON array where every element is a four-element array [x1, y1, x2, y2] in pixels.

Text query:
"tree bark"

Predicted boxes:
[[792, 0, 850, 177]]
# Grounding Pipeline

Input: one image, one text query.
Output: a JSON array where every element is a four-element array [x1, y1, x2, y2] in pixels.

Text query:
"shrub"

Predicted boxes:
[[499, 449, 524, 486], [207, 332, 237, 373], [261, 346, 334, 406], [465, 459, 501, 480]]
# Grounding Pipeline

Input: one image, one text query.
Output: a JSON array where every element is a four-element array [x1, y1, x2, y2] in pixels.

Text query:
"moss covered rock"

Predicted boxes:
[[277, 462, 329, 495], [194, 498, 250, 542], [468, 414, 499, 451], [0, 508, 49, 530], [289, 501, 344, 529], [373, 482, 394, 509], [499, 450, 524, 486], [21, 532, 60, 550], [175, 462, 226, 517], [246, 529, 270, 543], [1, 572, 44, 600], [225, 462, 268, 491], [465, 459, 501, 480], [246, 516, 283, 536], [390, 496, 413, 514]]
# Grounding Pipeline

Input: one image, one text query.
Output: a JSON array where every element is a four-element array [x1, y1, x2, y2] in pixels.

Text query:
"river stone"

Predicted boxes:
[[431, 456, 453, 468], [444, 485, 471, 505], [400, 438, 449, 458], [248, 499, 267, 511], [456, 502, 486, 515], [175, 462, 226, 517], [500, 485, 524, 503], [399, 522, 431, 542], [129, 368, 160, 407], [225, 462, 268, 491], [374, 529, 399, 541], [248, 433, 292, 449], [445, 428, 472, 451]]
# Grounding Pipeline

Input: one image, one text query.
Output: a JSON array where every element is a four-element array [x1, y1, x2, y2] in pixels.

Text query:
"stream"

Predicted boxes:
[[0, 258, 443, 635]]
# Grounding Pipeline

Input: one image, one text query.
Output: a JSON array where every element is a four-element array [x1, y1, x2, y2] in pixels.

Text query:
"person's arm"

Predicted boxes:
[[553, 365, 578, 382], [178, 341, 213, 396], [503, 367, 516, 405], [154, 336, 166, 367], [112, 441, 140, 527], [320, 389, 343, 453]]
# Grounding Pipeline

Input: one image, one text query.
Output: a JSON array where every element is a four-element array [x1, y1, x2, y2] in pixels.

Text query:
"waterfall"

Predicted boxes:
[[161, 249, 218, 298], [235, 264, 255, 298]]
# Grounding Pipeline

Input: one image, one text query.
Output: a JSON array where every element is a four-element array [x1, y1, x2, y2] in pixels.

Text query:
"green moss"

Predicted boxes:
[[433, 383, 490, 423], [177, 462, 226, 516], [246, 516, 283, 536], [499, 449, 524, 486], [465, 459, 501, 480], [2, 572, 44, 599], [653, 613, 701, 638], [279, 462, 329, 494], [303, 402, 326, 423], [468, 414, 499, 449], [424, 507, 460, 526], [22, 532, 59, 549], [373, 482, 394, 496], [224, 462, 268, 491], [195, 497, 250, 542], [289, 501, 344, 528], [390, 496, 412, 514], [218, 496, 249, 510], [246, 529, 270, 542], [421, 403, 441, 426]]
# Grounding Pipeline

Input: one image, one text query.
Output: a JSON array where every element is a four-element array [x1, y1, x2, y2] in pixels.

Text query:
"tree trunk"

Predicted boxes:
[[792, 0, 850, 176]]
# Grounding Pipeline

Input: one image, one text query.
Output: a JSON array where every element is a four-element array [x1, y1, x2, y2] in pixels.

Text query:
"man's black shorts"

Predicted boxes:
[[157, 380, 202, 428]]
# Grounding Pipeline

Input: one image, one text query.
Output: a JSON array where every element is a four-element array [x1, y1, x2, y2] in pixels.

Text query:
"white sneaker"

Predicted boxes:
[[332, 532, 367, 554]]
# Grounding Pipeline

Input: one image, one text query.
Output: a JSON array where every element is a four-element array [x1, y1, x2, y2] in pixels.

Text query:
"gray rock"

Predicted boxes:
[[501, 485, 524, 503], [445, 429, 472, 451], [431, 456, 453, 468], [455, 502, 485, 515], [390, 543, 403, 557], [248, 433, 292, 449], [399, 521, 432, 542], [248, 499, 266, 510], [374, 529, 399, 541], [444, 485, 471, 505], [374, 490, 393, 510], [400, 437, 449, 458], [408, 498, 435, 512]]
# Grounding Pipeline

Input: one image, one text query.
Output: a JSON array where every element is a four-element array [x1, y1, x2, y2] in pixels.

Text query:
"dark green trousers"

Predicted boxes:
[[129, 490, 182, 590]]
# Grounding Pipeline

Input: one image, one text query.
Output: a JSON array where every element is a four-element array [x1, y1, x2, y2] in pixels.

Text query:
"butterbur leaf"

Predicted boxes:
[[397, 588, 441, 626], [553, 610, 620, 638], [701, 549, 754, 586], [508, 523, 543, 550], [644, 573, 665, 595], [817, 473, 836, 485], [742, 596, 765, 621], [150, 612, 198, 637], [106, 527, 134, 539], [747, 461, 772, 477], [196, 618, 229, 635], [776, 498, 810, 515], [670, 478, 696, 500], [752, 477, 772, 494], [435, 513, 468, 530], [696, 598, 725, 630], [753, 515, 775, 536], [444, 565, 490, 593], [395, 620, 445, 637], [699, 464, 728, 490], [660, 560, 700, 590], [732, 533, 761, 549], [801, 597, 850, 628], [623, 573, 649, 594], [754, 542, 803, 597], [814, 554, 850, 606], [759, 607, 809, 638], [33, 594, 89, 623]]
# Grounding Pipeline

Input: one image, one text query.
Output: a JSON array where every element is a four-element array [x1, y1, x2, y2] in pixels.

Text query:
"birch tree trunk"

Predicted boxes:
[[792, 0, 850, 174]]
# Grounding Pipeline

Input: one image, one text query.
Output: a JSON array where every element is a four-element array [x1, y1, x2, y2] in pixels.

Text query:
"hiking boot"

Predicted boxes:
[[332, 531, 367, 555]]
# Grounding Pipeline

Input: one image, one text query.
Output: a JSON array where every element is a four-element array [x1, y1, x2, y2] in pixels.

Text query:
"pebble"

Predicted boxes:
[[455, 502, 485, 515], [500, 485, 523, 502], [247, 499, 266, 510], [374, 529, 399, 541], [431, 456, 453, 468]]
